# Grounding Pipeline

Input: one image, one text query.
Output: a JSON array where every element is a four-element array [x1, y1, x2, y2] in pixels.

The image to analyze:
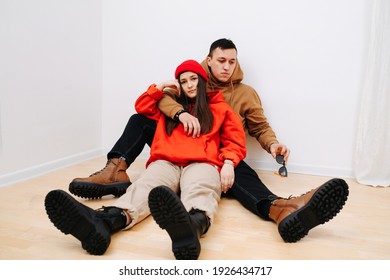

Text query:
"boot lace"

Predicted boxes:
[[268, 189, 311, 203], [89, 159, 113, 177]]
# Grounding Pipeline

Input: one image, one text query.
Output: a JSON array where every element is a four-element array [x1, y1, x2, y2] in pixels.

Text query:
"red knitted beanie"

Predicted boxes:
[[174, 59, 208, 82]]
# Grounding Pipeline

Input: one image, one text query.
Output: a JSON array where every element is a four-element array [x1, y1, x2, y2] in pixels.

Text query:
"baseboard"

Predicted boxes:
[[138, 151, 354, 179], [0, 149, 105, 188], [0, 148, 354, 189], [245, 158, 354, 179]]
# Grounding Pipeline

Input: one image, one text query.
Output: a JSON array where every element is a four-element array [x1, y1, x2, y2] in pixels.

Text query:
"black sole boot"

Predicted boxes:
[[68, 157, 131, 199], [277, 178, 349, 242], [44, 190, 126, 255], [69, 182, 130, 199], [148, 186, 208, 260]]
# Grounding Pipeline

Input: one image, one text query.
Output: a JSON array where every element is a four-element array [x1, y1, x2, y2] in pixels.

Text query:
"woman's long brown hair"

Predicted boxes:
[[165, 74, 214, 135]]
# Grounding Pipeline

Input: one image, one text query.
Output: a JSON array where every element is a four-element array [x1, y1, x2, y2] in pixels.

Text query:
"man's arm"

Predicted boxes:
[[236, 84, 279, 152], [157, 89, 183, 119], [241, 85, 290, 161], [158, 91, 202, 137]]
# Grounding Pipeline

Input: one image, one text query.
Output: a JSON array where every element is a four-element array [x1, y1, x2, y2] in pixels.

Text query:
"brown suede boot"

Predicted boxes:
[[269, 178, 349, 243], [69, 157, 131, 199]]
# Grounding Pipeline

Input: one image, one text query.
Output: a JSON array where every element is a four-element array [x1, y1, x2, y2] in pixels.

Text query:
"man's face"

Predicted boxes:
[[207, 47, 237, 83]]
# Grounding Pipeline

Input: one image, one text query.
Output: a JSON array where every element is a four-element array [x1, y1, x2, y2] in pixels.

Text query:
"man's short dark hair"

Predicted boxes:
[[208, 38, 237, 57]]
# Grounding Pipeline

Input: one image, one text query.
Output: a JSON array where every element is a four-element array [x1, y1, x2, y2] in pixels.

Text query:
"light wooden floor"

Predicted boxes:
[[0, 156, 389, 260]]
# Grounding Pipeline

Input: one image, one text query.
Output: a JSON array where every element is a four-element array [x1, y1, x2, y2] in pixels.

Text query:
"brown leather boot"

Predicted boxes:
[[269, 178, 349, 243], [69, 157, 131, 199]]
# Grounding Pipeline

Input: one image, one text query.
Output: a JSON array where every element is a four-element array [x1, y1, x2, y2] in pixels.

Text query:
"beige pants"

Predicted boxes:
[[113, 160, 221, 229]]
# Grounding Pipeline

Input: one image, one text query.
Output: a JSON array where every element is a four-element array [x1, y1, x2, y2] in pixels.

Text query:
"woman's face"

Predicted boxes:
[[179, 71, 198, 99]]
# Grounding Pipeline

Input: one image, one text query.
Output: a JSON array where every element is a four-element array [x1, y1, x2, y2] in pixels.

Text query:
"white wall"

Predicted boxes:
[[102, 0, 372, 178], [0, 0, 372, 187], [0, 0, 103, 186]]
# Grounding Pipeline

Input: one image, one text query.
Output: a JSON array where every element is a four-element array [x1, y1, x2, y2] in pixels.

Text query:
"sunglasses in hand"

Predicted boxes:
[[275, 154, 288, 177]]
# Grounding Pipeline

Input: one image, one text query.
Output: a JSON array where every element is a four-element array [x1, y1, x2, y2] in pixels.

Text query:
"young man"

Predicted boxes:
[[46, 59, 246, 259], [69, 39, 349, 243]]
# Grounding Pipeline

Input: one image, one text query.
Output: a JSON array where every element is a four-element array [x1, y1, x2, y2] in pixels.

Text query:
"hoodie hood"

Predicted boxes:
[[201, 58, 244, 91], [200, 57, 244, 110], [207, 90, 225, 104]]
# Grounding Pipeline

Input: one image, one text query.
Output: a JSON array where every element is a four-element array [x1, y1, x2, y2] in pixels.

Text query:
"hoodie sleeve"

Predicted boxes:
[[218, 107, 247, 167], [135, 84, 164, 121], [239, 84, 279, 153]]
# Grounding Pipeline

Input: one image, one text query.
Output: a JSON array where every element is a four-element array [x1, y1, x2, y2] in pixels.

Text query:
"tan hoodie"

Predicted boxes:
[[157, 58, 278, 153]]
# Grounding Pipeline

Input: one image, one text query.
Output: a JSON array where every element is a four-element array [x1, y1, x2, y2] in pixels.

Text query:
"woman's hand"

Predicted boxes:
[[156, 80, 180, 94], [220, 160, 235, 193]]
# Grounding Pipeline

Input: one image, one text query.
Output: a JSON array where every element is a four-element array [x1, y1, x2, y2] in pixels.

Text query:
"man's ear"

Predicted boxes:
[[206, 56, 211, 67]]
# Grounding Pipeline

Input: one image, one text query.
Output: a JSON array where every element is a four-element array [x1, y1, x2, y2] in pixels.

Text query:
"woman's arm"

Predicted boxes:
[[219, 109, 247, 167], [218, 108, 247, 193], [134, 84, 164, 121]]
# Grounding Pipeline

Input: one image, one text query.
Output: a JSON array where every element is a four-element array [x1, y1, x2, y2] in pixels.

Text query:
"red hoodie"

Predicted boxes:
[[135, 84, 246, 169]]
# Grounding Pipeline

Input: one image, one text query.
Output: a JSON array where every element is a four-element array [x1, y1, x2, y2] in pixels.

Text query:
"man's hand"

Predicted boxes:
[[270, 143, 290, 162], [178, 113, 200, 138]]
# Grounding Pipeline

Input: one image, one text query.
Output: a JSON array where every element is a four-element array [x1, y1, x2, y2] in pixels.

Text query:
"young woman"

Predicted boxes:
[[45, 59, 246, 260]]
